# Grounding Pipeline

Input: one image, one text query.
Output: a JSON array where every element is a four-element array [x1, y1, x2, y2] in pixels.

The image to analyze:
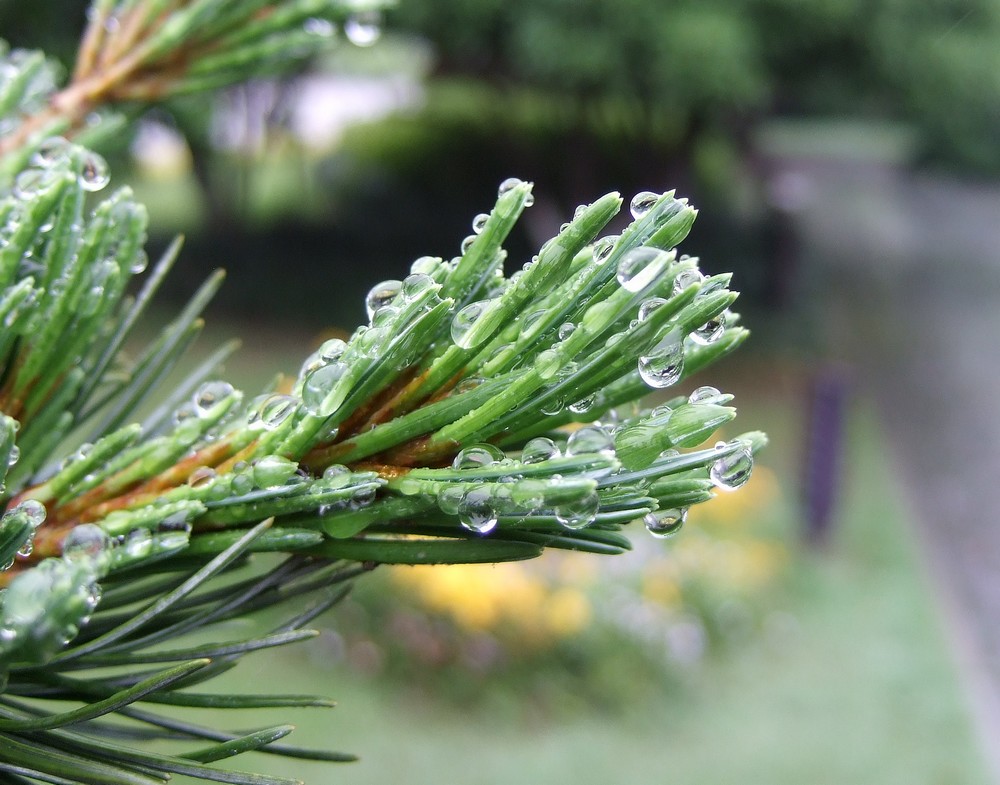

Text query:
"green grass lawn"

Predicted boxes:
[[154, 332, 989, 784]]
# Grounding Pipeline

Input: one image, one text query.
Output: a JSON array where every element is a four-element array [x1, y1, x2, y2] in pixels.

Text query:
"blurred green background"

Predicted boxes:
[[5, 0, 1000, 782]]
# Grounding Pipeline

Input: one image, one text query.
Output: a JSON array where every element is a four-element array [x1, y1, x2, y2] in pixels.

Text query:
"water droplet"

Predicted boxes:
[[230, 463, 254, 495], [32, 136, 70, 167], [458, 486, 498, 534], [437, 485, 465, 515], [14, 167, 49, 198], [322, 464, 353, 489], [17, 499, 45, 528], [124, 528, 153, 558], [673, 268, 705, 295], [402, 273, 435, 298], [453, 444, 503, 471], [193, 380, 235, 417], [534, 348, 561, 380], [521, 437, 560, 464], [638, 297, 667, 322], [630, 191, 660, 218], [7, 444, 20, 467], [497, 177, 524, 198], [539, 397, 564, 416], [350, 485, 376, 509], [592, 235, 618, 263], [253, 394, 299, 429], [690, 315, 725, 345], [566, 425, 614, 456], [304, 17, 335, 37], [365, 280, 401, 322], [79, 151, 110, 191], [558, 322, 576, 341], [188, 467, 217, 488], [16, 538, 33, 558], [710, 443, 753, 490], [688, 386, 724, 405], [617, 247, 667, 292], [411, 255, 441, 276], [472, 213, 490, 234], [639, 329, 684, 389], [62, 524, 110, 561], [568, 394, 596, 414], [252, 455, 297, 489], [644, 507, 687, 538], [555, 490, 599, 529], [344, 11, 382, 45], [451, 299, 495, 349]]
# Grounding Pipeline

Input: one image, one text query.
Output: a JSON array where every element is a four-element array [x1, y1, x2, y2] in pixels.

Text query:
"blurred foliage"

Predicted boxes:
[[392, 0, 1000, 174], [327, 465, 789, 713]]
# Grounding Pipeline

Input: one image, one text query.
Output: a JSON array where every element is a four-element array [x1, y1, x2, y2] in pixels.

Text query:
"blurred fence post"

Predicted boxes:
[[801, 365, 850, 546]]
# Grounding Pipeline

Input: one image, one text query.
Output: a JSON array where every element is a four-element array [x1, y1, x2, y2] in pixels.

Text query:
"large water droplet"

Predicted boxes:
[[252, 455, 297, 489], [555, 490, 599, 529], [18, 499, 46, 529], [710, 442, 753, 490], [366, 280, 401, 322], [13, 168, 49, 198], [539, 396, 564, 416], [498, 177, 525, 197], [79, 151, 110, 191], [592, 235, 619, 264], [630, 190, 660, 219], [690, 315, 726, 345], [451, 299, 495, 349], [188, 466, 217, 488], [638, 329, 684, 389], [322, 464, 353, 488], [402, 273, 435, 299], [472, 213, 490, 234], [638, 297, 667, 322], [437, 484, 465, 515], [193, 380, 235, 417], [252, 394, 298, 430], [521, 437, 560, 464], [458, 486, 498, 534], [617, 247, 667, 292], [303, 17, 335, 37], [62, 524, 110, 562], [568, 394, 596, 414], [558, 322, 576, 341], [344, 11, 382, 46], [302, 362, 348, 415], [32, 136, 70, 167], [644, 507, 687, 538], [453, 444, 504, 471], [673, 267, 705, 295], [124, 527, 153, 558], [534, 348, 561, 380], [688, 386, 724, 405], [566, 425, 615, 456]]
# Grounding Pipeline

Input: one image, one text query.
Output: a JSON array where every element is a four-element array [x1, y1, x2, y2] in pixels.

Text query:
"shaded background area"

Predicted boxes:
[[4, 0, 1000, 781]]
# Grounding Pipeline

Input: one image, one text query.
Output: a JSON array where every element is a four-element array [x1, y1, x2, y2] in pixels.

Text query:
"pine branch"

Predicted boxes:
[[0, 4, 766, 782]]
